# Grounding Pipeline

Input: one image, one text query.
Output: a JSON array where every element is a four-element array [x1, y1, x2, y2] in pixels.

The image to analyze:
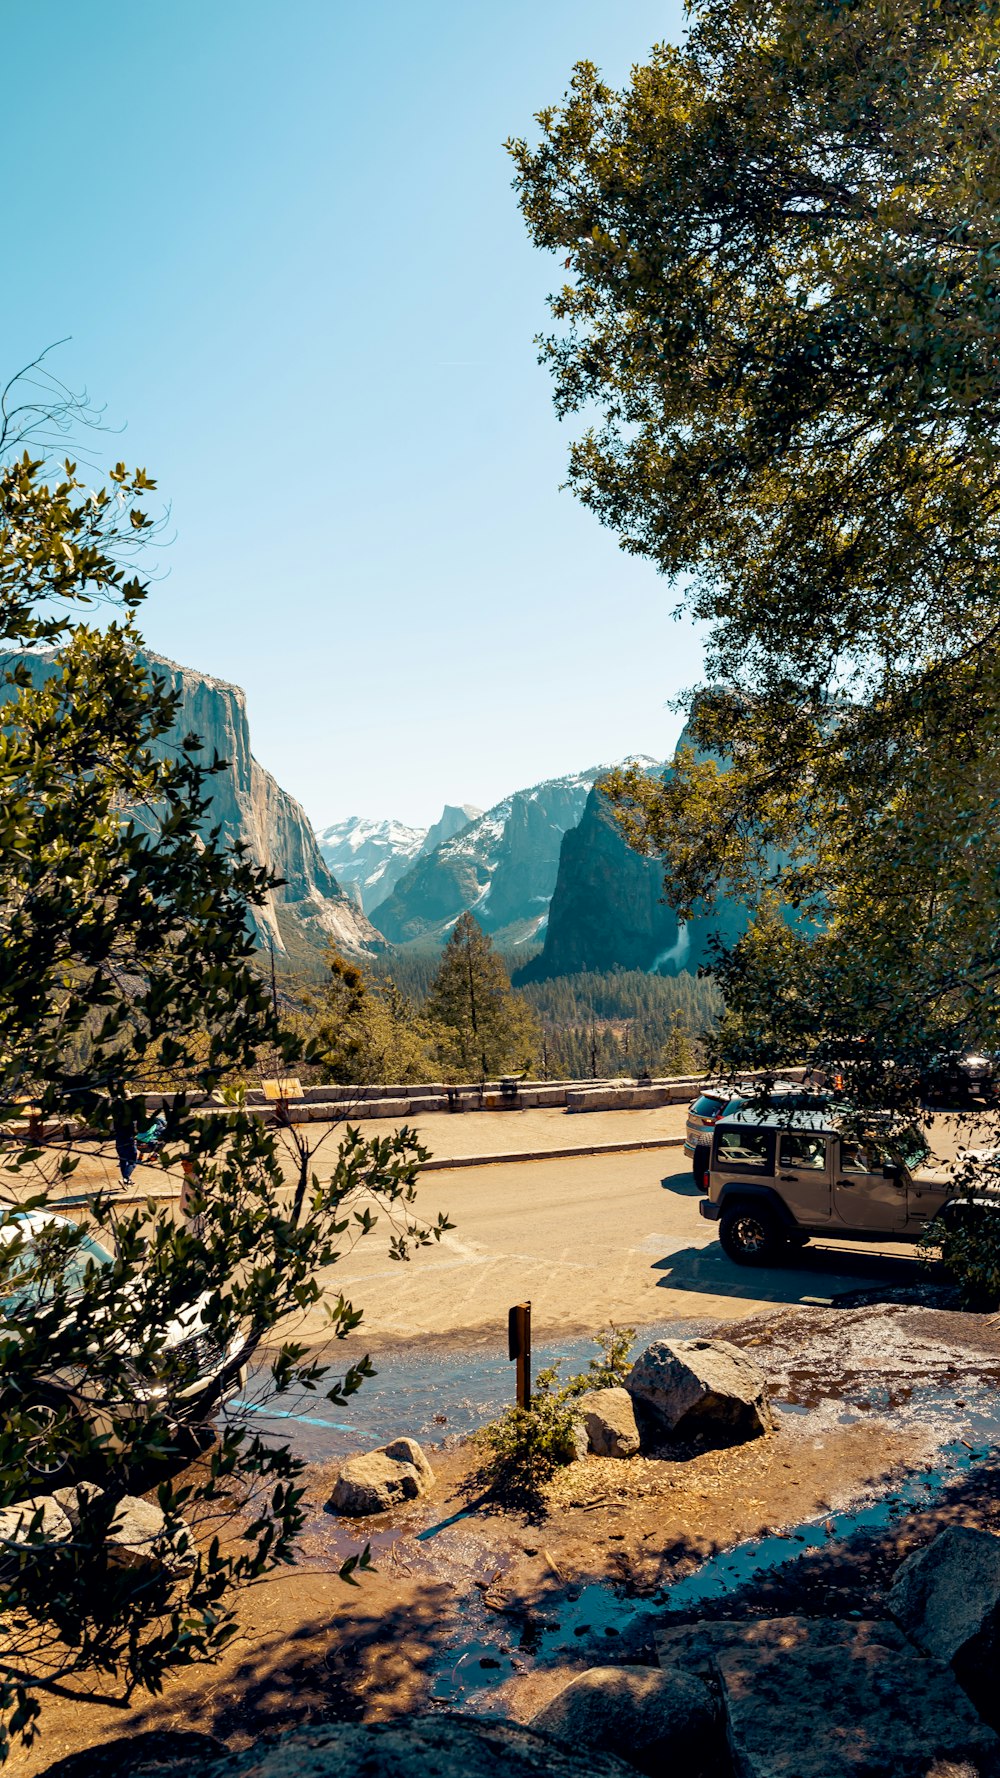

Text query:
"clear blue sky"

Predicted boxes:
[[3, 0, 698, 830]]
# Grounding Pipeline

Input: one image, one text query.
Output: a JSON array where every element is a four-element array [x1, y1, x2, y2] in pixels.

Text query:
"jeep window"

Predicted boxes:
[[779, 1132, 828, 1170], [839, 1140, 871, 1174], [691, 1095, 726, 1117], [715, 1128, 774, 1170], [894, 1125, 931, 1170], [839, 1126, 930, 1174]]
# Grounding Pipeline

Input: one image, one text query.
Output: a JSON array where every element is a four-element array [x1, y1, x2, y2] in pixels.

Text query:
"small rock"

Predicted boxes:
[[577, 1387, 641, 1459], [108, 1496, 194, 1573], [0, 1493, 71, 1548], [531, 1665, 719, 1777], [328, 1438, 434, 1517], [626, 1337, 772, 1439]]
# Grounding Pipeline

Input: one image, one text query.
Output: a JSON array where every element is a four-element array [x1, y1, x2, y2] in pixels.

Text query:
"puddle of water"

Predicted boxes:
[[225, 1319, 713, 1462], [425, 1386, 1000, 1711]]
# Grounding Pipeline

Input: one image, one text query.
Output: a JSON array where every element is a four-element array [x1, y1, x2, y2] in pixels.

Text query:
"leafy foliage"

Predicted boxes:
[[0, 373, 449, 1757], [301, 952, 441, 1086], [473, 1326, 636, 1515], [509, 0, 1000, 1107]]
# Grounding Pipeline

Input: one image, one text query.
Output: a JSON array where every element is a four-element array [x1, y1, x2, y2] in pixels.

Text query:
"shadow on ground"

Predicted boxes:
[[660, 1169, 702, 1199], [651, 1238, 922, 1304]]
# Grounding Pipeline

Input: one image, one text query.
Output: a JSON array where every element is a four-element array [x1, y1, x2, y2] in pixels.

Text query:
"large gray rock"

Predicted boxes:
[[531, 1665, 719, 1777], [889, 1526, 1000, 1729], [196, 1713, 637, 1776], [576, 1387, 641, 1459], [889, 1526, 1000, 1665], [108, 1496, 194, 1573], [626, 1336, 772, 1439], [705, 1616, 999, 1777], [328, 1438, 435, 1516], [0, 1493, 71, 1547]]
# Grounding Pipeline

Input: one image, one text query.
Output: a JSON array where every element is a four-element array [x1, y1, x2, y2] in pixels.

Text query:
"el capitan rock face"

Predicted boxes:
[[9, 650, 383, 965]]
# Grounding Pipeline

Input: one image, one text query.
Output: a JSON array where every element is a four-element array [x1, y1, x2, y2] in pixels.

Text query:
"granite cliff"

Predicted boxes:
[[8, 649, 383, 965], [516, 760, 752, 982]]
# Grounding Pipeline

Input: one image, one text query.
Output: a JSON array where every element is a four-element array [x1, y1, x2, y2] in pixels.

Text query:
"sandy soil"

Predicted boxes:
[[12, 1293, 1000, 1776]]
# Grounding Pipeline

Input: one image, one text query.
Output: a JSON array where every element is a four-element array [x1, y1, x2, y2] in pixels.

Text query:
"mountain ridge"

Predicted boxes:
[[318, 804, 482, 914]]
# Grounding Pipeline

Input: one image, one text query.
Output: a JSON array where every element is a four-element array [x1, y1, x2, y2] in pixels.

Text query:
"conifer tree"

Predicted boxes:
[[661, 1010, 696, 1078], [308, 952, 439, 1085], [425, 913, 540, 1081]]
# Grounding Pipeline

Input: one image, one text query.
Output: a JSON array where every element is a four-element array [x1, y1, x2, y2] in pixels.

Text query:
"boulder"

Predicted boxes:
[[0, 1493, 71, 1548], [328, 1438, 435, 1517], [530, 1665, 720, 1777], [200, 1714, 636, 1777], [51, 1481, 105, 1531], [626, 1337, 772, 1439], [37, 1728, 227, 1777], [889, 1526, 1000, 1665], [576, 1387, 641, 1459], [108, 1496, 194, 1574], [702, 1616, 999, 1778], [889, 1526, 1000, 1729], [381, 1436, 435, 1488]]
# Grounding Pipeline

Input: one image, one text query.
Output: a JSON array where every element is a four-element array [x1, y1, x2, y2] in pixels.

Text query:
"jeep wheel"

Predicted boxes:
[[693, 1147, 710, 1191], [719, 1204, 786, 1266]]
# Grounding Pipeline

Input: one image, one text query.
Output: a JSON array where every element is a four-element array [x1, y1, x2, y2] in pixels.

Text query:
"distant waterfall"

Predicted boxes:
[[650, 921, 690, 974]]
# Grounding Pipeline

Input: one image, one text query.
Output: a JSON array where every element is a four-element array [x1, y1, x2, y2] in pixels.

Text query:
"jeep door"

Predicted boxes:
[[905, 1164, 951, 1229], [833, 1138, 908, 1232], [775, 1129, 833, 1224]]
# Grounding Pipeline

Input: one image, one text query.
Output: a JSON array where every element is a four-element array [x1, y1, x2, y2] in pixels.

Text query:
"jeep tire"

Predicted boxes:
[[719, 1203, 787, 1266], [693, 1146, 710, 1191]]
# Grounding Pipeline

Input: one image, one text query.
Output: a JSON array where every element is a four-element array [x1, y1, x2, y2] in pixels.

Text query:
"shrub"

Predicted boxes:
[[473, 1326, 637, 1513]]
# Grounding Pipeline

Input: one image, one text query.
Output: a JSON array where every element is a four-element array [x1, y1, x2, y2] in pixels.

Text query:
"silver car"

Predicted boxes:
[[0, 1210, 246, 1479], [686, 1082, 830, 1187], [684, 1091, 732, 1173]]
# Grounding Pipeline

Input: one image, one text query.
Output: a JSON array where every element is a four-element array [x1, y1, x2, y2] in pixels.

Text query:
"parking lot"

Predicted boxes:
[[10, 1100, 985, 1353], [303, 1104, 936, 1351]]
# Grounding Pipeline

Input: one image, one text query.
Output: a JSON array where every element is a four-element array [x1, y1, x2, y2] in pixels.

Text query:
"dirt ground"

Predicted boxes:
[[14, 1293, 1000, 1776]]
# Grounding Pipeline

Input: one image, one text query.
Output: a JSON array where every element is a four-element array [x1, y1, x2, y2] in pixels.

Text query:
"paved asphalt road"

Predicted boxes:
[[15, 1099, 982, 1353], [311, 1140, 930, 1354]]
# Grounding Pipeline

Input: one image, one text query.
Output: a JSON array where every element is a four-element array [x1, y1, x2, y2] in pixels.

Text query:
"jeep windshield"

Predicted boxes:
[[857, 1123, 931, 1171]]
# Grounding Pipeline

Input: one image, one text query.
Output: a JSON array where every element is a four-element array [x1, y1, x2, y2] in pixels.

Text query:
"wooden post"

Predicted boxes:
[[508, 1301, 531, 1408]]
